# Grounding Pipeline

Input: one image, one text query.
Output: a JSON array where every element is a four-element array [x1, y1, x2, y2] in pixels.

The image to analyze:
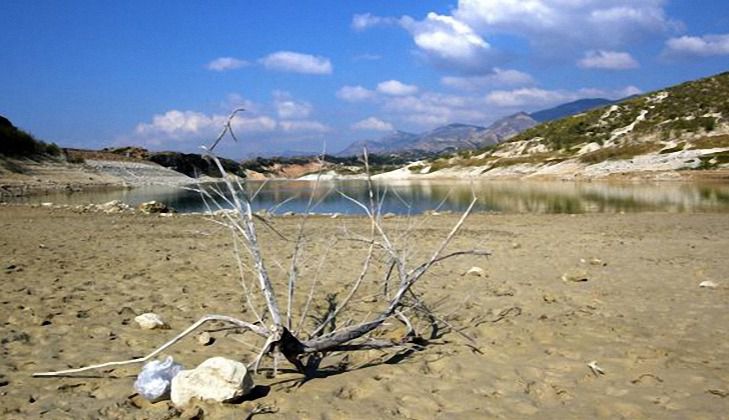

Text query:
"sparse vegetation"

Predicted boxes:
[[695, 150, 729, 170], [579, 143, 664, 164], [0, 116, 62, 159], [689, 135, 729, 150]]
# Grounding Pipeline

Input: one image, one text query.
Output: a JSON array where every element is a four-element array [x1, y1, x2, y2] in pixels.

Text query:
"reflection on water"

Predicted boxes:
[[7, 180, 729, 214]]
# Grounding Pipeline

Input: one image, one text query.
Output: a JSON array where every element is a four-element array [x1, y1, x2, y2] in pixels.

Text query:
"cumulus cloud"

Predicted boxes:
[[664, 34, 729, 57], [400, 12, 492, 71], [134, 110, 277, 144], [454, 0, 679, 48], [273, 91, 312, 119], [206, 57, 249, 71], [260, 51, 333, 75], [352, 117, 394, 131], [376, 80, 419, 96], [357, 0, 678, 72], [336, 85, 377, 102], [578, 50, 639, 70], [441, 68, 534, 90]]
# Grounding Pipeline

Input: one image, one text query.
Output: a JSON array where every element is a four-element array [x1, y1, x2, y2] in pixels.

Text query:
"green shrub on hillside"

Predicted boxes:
[[0, 124, 61, 158]]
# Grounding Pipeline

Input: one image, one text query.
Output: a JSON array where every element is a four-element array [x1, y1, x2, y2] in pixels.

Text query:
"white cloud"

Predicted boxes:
[[352, 13, 398, 31], [578, 50, 639, 70], [273, 91, 312, 119], [134, 110, 277, 141], [376, 80, 419, 96], [352, 117, 394, 131], [485, 88, 573, 108], [614, 85, 643, 98], [664, 34, 729, 57], [400, 12, 491, 70], [336, 85, 377, 102], [206, 57, 249, 71], [454, 0, 678, 48], [383, 92, 491, 127], [441, 68, 534, 90], [260, 51, 333, 75], [230, 116, 278, 133], [279, 120, 330, 132], [485, 85, 642, 108]]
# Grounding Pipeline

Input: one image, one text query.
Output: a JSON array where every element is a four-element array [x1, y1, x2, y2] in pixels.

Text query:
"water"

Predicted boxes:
[[6, 180, 729, 214]]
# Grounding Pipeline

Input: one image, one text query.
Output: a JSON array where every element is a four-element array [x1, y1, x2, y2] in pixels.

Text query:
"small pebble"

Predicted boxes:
[[562, 269, 589, 283], [196, 332, 213, 346], [464, 266, 487, 277]]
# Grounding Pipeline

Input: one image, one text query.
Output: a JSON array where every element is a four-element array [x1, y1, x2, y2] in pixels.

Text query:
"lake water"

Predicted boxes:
[[7, 180, 729, 214]]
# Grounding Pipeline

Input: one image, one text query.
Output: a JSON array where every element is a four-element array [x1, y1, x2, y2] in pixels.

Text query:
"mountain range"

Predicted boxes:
[[337, 98, 618, 157]]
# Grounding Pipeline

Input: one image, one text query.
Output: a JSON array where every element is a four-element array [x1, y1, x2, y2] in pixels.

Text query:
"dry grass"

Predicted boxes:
[[579, 143, 663, 164], [689, 134, 729, 150]]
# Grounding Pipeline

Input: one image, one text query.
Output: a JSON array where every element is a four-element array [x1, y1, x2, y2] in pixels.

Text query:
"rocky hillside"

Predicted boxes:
[[387, 71, 729, 180], [337, 131, 419, 157]]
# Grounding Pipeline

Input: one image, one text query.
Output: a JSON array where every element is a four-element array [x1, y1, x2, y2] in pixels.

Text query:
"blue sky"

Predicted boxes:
[[2, 1, 728, 158]]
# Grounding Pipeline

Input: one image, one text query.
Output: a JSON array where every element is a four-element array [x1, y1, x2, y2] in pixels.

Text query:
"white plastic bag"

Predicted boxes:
[[133, 356, 183, 401]]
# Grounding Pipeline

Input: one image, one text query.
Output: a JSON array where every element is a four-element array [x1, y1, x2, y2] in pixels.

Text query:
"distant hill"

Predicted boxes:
[[337, 131, 419, 157], [467, 112, 538, 148], [406, 123, 486, 153], [529, 98, 614, 123]]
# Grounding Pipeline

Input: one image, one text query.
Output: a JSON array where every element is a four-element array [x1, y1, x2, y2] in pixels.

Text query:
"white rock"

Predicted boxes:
[[464, 266, 487, 277], [699, 280, 718, 289], [196, 332, 213, 346], [171, 357, 254, 408], [134, 313, 168, 330]]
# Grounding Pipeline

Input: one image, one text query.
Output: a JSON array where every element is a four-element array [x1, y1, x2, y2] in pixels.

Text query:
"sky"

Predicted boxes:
[[2, 1, 729, 158]]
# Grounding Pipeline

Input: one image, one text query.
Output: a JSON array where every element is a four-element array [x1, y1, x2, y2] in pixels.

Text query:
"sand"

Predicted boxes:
[[1, 205, 728, 419]]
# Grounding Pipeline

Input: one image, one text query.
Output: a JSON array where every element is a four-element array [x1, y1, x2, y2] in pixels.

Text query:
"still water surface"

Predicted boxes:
[[8, 180, 729, 214]]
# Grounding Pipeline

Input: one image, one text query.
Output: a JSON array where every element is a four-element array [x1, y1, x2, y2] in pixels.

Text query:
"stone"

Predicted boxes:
[[171, 357, 254, 408], [699, 280, 718, 289], [464, 266, 487, 277], [562, 269, 589, 283], [138, 201, 173, 214], [196, 332, 213, 346], [134, 313, 168, 330]]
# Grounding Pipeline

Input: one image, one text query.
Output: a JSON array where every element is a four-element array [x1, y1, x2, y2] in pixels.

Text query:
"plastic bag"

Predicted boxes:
[[133, 356, 183, 401]]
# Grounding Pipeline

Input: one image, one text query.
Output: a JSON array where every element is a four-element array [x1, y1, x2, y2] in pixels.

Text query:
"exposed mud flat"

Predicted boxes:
[[1, 206, 728, 418]]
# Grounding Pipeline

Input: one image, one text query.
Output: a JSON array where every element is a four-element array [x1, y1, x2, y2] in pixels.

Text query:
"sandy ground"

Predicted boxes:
[[1, 206, 728, 419]]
